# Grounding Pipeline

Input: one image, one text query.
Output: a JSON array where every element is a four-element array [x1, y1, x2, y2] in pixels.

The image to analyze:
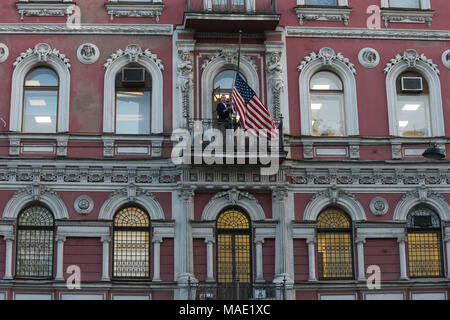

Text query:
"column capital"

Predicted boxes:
[[177, 185, 196, 201], [55, 235, 66, 243], [254, 237, 265, 244], [271, 186, 289, 201], [152, 236, 163, 244], [3, 233, 14, 242], [101, 235, 111, 243], [355, 236, 366, 244], [306, 236, 316, 244], [204, 237, 215, 244], [397, 236, 408, 243]]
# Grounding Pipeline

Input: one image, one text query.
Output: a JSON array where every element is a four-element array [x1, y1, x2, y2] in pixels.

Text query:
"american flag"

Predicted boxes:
[[232, 74, 278, 140]]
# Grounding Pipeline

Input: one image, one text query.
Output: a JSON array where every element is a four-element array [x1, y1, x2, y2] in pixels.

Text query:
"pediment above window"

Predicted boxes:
[[380, 8, 434, 28], [16, 0, 76, 21], [105, 0, 164, 22], [294, 0, 352, 26]]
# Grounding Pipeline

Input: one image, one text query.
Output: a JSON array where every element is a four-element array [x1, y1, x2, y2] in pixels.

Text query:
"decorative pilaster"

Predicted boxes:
[[445, 236, 450, 279], [397, 236, 409, 280], [101, 235, 111, 281], [3, 234, 14, 280], [152, 236, 162, 282], [175, 185, 197, 299], [255, 237, 265, 283], [55, 235, 66, 281], [355, 237, 366, 281], [177, 41, 195, 126], [265, 49, 284, 120], [205, 237, 215, 282], [306, 237, 317, 281], [272, 187, 294, 288]]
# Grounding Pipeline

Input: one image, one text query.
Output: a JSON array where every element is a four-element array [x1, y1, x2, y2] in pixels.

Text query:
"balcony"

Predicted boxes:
[[183, 0, 280, 33], [189, 281, 288, 300], [181, 118, 287, 165]]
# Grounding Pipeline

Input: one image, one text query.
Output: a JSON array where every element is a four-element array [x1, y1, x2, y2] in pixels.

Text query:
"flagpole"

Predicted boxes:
[[231, 30, 243, 128]]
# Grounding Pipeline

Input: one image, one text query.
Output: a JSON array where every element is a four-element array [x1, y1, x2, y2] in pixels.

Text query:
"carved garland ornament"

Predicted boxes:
[[297, 47, 356, 75], [13, 43, 71, 70], [104, 44, 164, 71], [200, 47, 257, 72], [384, 49, 439, 75]]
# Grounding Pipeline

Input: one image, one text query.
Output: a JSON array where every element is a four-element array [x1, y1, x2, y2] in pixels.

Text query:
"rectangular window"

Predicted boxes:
[[407, 232, 442, 277], [115, 91, 151, 134], [310, 93, 345, 136], [317, 232, 353, 279], [396, 95, 431, 137], [389, 0, 420, 8], [23, 90, 58, 133], [305, 0, 338, 5]]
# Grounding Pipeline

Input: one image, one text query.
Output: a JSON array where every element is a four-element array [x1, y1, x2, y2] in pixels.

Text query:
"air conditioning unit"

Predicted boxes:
[[401, 77, 423, 92], [122, 68, 145, 83]]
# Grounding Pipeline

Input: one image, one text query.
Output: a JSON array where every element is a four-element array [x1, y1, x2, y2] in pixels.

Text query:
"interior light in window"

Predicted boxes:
[[35, 116, 52, 123], [117, 115, 144, 121], [25, 80, 41, 86], [402, 104, 421, 111], [29, 100, 47, 107], [311, 103, 322, 110], [311, 84, 331, 90], [399, 121, 409, 127]]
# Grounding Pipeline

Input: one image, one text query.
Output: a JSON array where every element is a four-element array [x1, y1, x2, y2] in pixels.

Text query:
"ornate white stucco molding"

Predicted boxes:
[[266, 48, 284, 120], [103, 44, 164, 134], [10, 43, 71, 133], [177, 46, 195, 120], [303, 185, 366, 222], [380, 9, 434, 28], [294, 5, 352, 26], [16, 0, 75, 21], [98, 184, 165, 220], [105, 1, 164, 22], [297, 47, 358, 136], [2, 183, 69, 219], [393, 186, 450, 222], [201, 188, 266, 221], [384, 49, 444, 137]]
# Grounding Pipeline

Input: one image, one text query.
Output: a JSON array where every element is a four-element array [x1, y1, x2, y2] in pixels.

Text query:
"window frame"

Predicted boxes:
[[15, 204, 55, 280], [316, 207, 355, 281], [112, 205, 151, 280], [22, 67, 60, 134]]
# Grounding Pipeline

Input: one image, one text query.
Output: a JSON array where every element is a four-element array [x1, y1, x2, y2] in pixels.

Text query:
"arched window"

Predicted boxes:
[[216, 208, 252, 285], [113, 206, 150, 279], [395, 71, 431, 137], [213, 70, 245, 120], [317, 208, 354, 280], [407, 206, 443, 278], [15, 205, 54, 278], [115, 66, 151, 134], [23, 67, 59, 133], [310, 71, 345, 136]]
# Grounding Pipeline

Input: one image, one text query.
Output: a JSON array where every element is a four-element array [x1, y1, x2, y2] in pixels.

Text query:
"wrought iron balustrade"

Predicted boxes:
[[186, 0, 277, 14], [188, 281, 286, 300]]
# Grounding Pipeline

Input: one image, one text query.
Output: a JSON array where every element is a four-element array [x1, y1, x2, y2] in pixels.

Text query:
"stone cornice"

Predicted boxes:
[[16, 1, 76, 21], [104, 3, 164, 22], [380, 8, 434, 28], [285, 26, 450, 41], [294, 6, 352, 26], [0, 23, 173, 35]]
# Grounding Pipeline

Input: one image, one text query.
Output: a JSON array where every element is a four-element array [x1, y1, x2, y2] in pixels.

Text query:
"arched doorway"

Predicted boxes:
[[216, 207, 252, 299]]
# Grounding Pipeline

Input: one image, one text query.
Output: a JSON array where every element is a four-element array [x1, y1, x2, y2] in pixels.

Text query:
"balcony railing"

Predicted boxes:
[[186, 0, 277, 14], [188, 281, 287, 300]]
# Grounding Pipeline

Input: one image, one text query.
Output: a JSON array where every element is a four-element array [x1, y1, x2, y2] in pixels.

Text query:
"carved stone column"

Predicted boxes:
[[205, 237, 215, 282], [398, 236, 409, 280], [254, 237, 265, 283], [272, 187, 294, 296], [3, 234, 14, 280], [446, 236, 450, 278], [175, 185, 197, 299], [265, 50, 284, 121], [152, 236, 162, 282], [356, 236, 366, 281], [55, 235, 66, 281], [101, 235, 111, 281], [306, 236, 317, 281], [176, 40, 195, 128]]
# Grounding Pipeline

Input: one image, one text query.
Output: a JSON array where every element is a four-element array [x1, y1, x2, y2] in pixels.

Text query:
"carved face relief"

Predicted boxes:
[[358, 48, 380, 68], [0, 43, 9, 63], [443, 50, 450, 69], [77, 43, 100, 64]]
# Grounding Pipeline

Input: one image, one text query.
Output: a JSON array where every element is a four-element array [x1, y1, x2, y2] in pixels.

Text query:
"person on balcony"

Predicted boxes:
[[217, 95, 232, 128]]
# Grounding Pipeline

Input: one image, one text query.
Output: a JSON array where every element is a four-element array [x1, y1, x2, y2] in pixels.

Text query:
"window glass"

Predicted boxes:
[[389, 0, 420, 8], [116, 91, 151, 134], [23, 67, 58, 133], [305, 0, 338, 5], [310, 71, 345, 136], [16, 205, 54, 278]]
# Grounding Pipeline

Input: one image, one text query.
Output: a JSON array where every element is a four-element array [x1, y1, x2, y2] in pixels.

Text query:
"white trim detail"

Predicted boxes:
[[358, 48, 380, 69], [298, 47, 359, 136], [16, 0, 75, 21], [303, 186, 366, 222], [77, 43, 100, 65], [98, 185, 165, 220], [201, 47, 259, 119], [442, 50, 450, 69], [105, 1, 164, 22], [0, 43, 9, 63], [393, 186, 450, 222], [10, 43, 71, 133], [2, 184, 68, 220], [294, 1, 352, 26], [384, 49, 444, 137], [103, 44, 164, 134], [201, 188, 266, 221]]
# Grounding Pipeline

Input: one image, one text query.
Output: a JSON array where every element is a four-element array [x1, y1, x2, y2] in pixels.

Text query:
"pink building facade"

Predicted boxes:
[[0, 0, 448, 300]]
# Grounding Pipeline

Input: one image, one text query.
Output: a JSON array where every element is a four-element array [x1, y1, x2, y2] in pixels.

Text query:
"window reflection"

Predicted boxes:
[[305, 0, 338, 5], [389, 0, 420, 9], [310, 71, 345, 136], [23, 68, 58, 133]]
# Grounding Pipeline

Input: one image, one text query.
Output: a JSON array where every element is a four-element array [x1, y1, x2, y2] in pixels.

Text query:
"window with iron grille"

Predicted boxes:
[[407, 206, 443, 278], [316, 208, 354, 280], [216, 208, 252, 285], [15, 205, 54, 278], [113, 207, 151, 279]]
